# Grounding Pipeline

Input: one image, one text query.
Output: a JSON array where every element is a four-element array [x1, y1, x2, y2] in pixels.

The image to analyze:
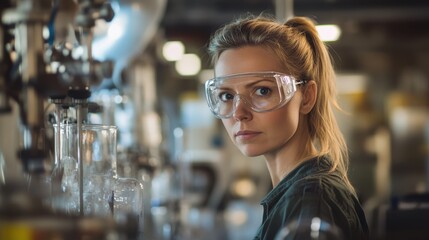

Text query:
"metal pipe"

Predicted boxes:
[[75, 101, 84, 216], [275, 0, 294, 22]]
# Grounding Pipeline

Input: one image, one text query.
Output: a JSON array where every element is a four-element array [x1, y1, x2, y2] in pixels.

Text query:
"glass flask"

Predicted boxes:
[[51, 123, 79, 214]]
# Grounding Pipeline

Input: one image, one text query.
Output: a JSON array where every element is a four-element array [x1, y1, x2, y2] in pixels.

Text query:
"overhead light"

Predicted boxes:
[[175, 53, 201, 76], [162, 41, 185, 61], [316, 24, 341, 42]]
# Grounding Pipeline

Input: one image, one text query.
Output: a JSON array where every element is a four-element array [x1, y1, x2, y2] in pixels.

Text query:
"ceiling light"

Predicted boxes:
[[175, 53, 201, 76], [316, 24, 341, 42], [162, 41, 185, 61]]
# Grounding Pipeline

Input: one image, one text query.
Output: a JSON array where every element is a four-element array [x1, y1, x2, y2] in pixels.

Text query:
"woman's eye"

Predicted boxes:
[[218, 92, 234, 102], [255, 87, 271, 96]]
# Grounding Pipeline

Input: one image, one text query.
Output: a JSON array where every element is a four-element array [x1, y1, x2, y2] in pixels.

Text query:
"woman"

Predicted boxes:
[[204, 15, 369, 239]]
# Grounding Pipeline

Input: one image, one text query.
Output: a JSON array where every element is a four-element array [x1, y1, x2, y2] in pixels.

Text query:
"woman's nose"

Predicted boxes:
[[232, 96, 252, 121]]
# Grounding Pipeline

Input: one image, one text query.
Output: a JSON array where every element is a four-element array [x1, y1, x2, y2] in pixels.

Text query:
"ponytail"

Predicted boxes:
[[284, 17, 354, 194]]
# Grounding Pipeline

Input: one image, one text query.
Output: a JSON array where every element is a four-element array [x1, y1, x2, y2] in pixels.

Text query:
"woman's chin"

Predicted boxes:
[[239, 148, 263, 158]]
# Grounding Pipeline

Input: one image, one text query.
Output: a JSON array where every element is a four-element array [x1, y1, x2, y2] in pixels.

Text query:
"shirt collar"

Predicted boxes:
[[260, 155, 331, 206]]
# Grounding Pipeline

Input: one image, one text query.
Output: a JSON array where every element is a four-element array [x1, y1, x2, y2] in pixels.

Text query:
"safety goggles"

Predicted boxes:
[[205, 71, 306, 119]]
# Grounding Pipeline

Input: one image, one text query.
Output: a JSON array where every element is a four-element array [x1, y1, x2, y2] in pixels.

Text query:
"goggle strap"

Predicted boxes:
[[296, 80, 308, 86]]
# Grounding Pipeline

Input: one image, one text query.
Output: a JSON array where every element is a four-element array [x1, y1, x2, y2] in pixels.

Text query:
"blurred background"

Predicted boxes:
[[0, 0, 428, 239]]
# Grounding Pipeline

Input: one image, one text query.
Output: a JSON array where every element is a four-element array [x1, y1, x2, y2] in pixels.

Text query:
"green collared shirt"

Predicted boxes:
[[254, 156, 369, 240]]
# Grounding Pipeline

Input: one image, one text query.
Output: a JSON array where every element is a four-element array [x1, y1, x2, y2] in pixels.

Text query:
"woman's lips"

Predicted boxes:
[[235, 130, 261, 140]]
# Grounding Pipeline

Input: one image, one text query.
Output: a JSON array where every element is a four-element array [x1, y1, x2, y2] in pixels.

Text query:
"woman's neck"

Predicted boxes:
[[264, 130, 318, 187]]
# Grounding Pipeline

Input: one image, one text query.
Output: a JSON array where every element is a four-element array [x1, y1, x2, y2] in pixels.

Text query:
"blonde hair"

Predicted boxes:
[[208, 14, 355, 193]]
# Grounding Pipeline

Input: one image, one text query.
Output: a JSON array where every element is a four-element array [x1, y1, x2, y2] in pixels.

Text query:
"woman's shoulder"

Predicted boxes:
[[276, 171, 368, 240], [287, 170, 355, 200]]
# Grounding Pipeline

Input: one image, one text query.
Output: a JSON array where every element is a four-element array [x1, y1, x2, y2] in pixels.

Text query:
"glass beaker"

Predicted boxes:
[[82, 124, 118, 178], [81, 124, 118, 216]]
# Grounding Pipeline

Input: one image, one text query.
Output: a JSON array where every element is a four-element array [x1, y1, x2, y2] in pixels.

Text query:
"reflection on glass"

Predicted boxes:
[[0, 151, 5, 184], [275, 217, 344, 240]]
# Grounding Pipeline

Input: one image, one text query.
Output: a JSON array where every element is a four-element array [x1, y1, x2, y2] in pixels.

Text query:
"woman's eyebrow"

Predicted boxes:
[[244, 78, 276, 88], [217, 78, 275, 90]]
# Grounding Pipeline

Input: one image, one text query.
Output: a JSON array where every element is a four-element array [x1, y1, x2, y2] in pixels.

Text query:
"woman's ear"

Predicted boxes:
[[300, 80, 317, 114]]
